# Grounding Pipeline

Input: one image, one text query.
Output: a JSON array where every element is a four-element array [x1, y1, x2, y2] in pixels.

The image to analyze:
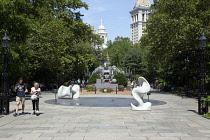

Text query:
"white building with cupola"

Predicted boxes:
[[92, 20, 108, 49], [130, 0, 153, 44]]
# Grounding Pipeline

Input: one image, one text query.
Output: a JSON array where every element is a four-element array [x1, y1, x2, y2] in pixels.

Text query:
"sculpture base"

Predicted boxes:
[[131, 102, 152, 111]]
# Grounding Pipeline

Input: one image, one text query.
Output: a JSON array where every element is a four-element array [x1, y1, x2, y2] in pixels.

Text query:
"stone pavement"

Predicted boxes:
[[0, 90, 210, 140]]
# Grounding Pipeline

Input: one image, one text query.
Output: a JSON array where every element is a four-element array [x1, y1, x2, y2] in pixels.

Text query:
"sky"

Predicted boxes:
[[79, 0, 154, 41]]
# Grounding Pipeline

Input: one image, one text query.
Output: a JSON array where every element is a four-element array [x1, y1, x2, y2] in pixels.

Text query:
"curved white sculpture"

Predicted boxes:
[[57, 85, 80, 99], [72, 85, 80, 99], [131, 77, 152, 111]]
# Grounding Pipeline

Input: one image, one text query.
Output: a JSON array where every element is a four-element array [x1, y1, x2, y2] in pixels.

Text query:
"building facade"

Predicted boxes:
[[92, 20, 108, 49], [130, 0, 153, 44]]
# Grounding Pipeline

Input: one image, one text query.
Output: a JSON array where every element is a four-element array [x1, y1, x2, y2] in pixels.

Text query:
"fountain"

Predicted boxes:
[[92, 65, 123, 90]]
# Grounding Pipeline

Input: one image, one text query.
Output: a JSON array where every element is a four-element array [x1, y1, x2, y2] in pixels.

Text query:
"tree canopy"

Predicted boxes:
[[140, 0, 210, 90], [0, 0, 102, 85]]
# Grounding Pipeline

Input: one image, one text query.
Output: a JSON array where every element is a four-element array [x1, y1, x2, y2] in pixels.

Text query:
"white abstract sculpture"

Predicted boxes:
[[131, 77, 152, 111], [72, 85, 80, 99], [57, 85, 80, 99]]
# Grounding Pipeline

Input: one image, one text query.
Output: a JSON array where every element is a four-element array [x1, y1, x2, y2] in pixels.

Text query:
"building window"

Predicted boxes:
[[142, 14, 144, 21], [137, 14, 138, 21]]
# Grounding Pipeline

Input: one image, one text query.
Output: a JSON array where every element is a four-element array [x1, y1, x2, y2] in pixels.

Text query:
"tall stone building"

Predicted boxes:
[[130, 0, 153, 44]]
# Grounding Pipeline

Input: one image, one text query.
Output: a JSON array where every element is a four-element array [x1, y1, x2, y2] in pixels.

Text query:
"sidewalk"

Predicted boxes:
[[0, 90, 210, 140]]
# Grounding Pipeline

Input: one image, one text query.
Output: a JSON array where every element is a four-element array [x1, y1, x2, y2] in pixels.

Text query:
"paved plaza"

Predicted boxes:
[[0, 90, 210, 140]]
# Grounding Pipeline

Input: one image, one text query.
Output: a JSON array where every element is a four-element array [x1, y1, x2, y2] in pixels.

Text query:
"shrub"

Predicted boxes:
[[118, 85, 124, 91], [88, 73, 100, 84], [201, 96, 210, 105], [204, 113, 210, 118], [118, 85, 124, 89], [86, 85, 95, 92], [112, 73, 128, 87], [100, 87, 113, 93], [63, 82, 69, 86]]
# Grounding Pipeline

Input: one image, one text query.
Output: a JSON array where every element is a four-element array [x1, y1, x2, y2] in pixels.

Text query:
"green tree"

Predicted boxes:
[[107, 37, 132, 67], [0, 0, 102, 85], [122, 48, 143, 75], [140, 0, 210, 90], [112, 73, 128, 87], [88, 73, 100, 84]]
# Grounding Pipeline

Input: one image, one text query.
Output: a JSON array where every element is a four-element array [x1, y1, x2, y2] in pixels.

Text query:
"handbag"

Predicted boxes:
[[31, 94, 37, 100]]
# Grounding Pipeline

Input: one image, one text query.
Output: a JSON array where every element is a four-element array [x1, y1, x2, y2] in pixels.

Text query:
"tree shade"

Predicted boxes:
[[0, 0, 102, 85]]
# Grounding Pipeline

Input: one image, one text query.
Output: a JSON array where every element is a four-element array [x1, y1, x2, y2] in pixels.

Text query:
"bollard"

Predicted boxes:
[[53, 89, 57, 104], [147, 92, 151, 102], [95, 87, 96, 94], [116, 87, 117, 94]]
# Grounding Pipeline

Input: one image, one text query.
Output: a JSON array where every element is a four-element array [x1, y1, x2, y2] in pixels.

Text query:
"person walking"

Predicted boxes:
[[13, 78, 28, 116], [30, 83, 41, 116]]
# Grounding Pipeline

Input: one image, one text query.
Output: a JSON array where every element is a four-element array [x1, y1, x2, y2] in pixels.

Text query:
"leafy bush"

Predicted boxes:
[[118, 85, 124, 89], [112, 73, 128, 87], [118, 85, 124, 91], [204, 113, 210, 118], [86, 85, 96, 92], [87, 73, 100, 84], [201, 96, 210, 105], [63, 82, 69, 86], [100, 87, 113, 93]]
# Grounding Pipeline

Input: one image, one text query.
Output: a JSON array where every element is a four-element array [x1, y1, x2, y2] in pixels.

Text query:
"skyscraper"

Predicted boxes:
[[130, 0, 152, 44]]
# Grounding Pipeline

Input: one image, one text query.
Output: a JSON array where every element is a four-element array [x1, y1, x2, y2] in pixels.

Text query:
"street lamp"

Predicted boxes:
[[198, 34, 208, 115], [0, 33, 10, 114]]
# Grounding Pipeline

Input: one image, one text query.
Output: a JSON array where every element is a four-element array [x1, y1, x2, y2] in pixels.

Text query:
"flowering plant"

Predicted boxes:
[[118, 85, 124, 91], [118, 85, 124, 89], [86, 85, 96, 92], [100, 87, 113, 93]]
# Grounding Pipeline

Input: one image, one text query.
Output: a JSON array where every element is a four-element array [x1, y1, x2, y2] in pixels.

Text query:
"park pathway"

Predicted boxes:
[[0, 90, 210, 140]]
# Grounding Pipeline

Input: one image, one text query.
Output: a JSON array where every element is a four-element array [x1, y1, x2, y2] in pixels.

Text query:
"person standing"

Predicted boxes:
[[30, 83, 41, 116], [13, 78, 28, 116], [131, 80, 136, 90], [82, 78, 86, 89], [77, 78, 81, 84]]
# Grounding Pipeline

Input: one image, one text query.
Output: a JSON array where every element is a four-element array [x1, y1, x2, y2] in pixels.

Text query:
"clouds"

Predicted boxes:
[[92, 7, 107, 12]]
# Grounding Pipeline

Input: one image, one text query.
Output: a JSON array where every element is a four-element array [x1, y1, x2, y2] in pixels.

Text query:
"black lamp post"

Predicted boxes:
[[198, 34, 208, 115], [0, 33, 10, 114]]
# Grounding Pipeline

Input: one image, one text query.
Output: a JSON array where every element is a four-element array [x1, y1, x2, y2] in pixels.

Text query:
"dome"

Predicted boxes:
[[99, 24, 105, 30], [98, 19, 106, 30]]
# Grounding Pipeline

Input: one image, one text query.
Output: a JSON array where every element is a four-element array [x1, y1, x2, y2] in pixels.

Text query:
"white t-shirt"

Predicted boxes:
[[31, 87, 41, 98]]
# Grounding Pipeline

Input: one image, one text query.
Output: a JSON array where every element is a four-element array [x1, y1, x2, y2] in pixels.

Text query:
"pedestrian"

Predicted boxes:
[[71, 80, 75, 86], [82, 78, 86, 88], [30, 82, 41, 116], [13, 78, 28, 116], [77, 78, 81, 84], [131, 80, 136, 90]]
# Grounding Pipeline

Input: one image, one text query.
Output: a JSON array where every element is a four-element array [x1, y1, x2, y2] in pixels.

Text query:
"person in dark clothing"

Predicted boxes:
[[13, 78, 28, 116]]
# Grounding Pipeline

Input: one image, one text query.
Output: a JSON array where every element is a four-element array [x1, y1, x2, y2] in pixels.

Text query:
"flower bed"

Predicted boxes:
[[86, 85, 96, 92], [118, 85, 124, 91], [100, 87, 113, 93]]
